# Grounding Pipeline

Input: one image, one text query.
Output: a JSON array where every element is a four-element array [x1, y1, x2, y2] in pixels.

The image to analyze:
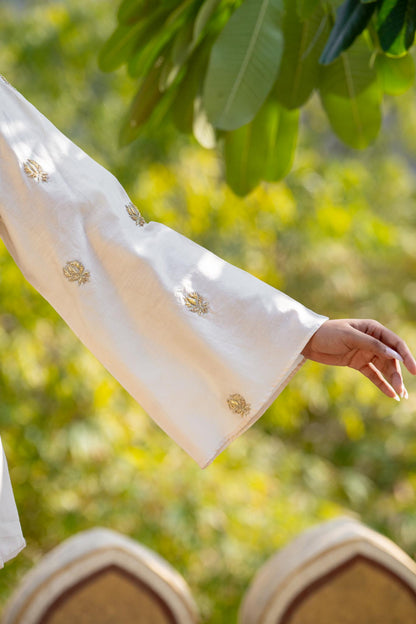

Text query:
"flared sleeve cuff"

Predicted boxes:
[[199, 319, 324, 468]]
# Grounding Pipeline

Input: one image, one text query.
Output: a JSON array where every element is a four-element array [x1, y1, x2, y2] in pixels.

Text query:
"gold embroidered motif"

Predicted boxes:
[[63, 260, 90, 285], [184, 291, 209, 315], [23, 159, 48, 183], [227, 393, 250, 417], [126, 202, 146, 226]]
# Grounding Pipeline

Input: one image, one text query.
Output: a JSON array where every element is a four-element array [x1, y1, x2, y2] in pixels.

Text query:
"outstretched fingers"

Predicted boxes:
[[359, 362, 400, 400], [375, 354, 406, 398], [302, 319, 414, 400], [375, 324, 416, 375], [351, 320, 416, 374], [347, 326, 409, 398], [348, 326, 402, 362]]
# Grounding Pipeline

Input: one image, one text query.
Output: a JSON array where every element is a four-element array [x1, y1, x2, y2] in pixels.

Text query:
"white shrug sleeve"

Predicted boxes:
[[0, 438, 25, 567], [0, 76, 326, 563]]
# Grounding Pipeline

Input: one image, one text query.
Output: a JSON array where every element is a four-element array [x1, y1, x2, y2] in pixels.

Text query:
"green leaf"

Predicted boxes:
[[127, 3, 194, 79], [320, 0, 377, 65], [127, 28, 170, 79], [376, 0, 409, 56], [297, 0, 322, 19], [375, 52, 415, 94], [112, 1, 193, 77], [193, 0, 222, 42], [171, 18, 195, 67], [326, 0, 348, 6], [360, 0, 378, 3], [98, 20, 147, 72], [405, 0, 416, 48], [263, 103, 300, 181], [203, 0, 285, 131], [172, 42, 213, 133], [126, 8, 174, 78], [119, 64, 164, 145], [224, 122, 263, 196], [117, 0, 155, 25], [274, 3, 330, 109], [224, 98, 299, 195], [319, 37, 382, 148], [165, 0, 198, 28], [159, 18, 196, 90]]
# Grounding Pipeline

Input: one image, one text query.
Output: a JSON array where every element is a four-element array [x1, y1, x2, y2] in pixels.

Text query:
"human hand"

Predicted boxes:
[[301, 319, 416, 400]]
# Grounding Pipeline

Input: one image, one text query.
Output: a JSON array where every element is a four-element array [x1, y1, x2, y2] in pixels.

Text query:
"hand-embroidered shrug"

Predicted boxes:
[[0, 76, 327, 567]]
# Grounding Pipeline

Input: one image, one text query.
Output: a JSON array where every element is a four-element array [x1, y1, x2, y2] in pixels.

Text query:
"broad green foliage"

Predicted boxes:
[[224, 99, 299, 194], [273, 3, 330, 109], [319, 0, 377, 64], [376, 0, 416, 55], [119, 64, 165, 145], [297, 0, 323, 19], [2, 2, 416, 623], [101, 0, 416, 195], [203, 0, 284, 130], [376, 52, 416, 93], [322, 0, 416, 62], [319, 37, 382, 147]]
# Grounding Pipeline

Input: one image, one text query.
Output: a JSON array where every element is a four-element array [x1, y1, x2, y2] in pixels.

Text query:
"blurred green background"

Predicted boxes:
[[2, 1, 416, 622]]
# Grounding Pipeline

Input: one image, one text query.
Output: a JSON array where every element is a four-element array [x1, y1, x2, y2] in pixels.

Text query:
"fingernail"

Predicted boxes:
[[393, 393, 400, 402], [399, 385, 408, 399], [385, 347, 404, 362]]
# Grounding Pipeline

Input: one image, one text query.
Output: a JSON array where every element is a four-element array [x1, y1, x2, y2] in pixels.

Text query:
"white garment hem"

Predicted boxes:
[[0, 538, 26, 568], [200, 317, 327, 469]]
